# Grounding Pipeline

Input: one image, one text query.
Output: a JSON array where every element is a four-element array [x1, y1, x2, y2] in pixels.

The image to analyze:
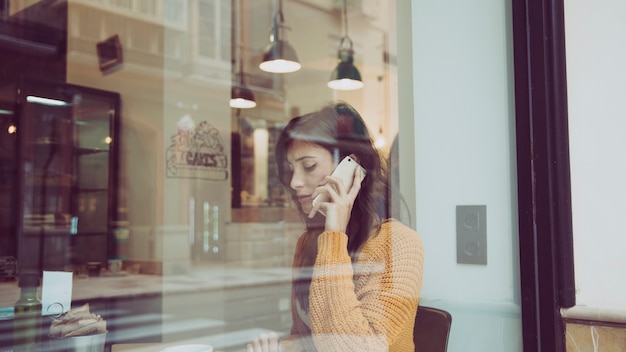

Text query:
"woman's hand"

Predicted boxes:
[[309, 163, 365, 233], [246, 332, 283, 352]]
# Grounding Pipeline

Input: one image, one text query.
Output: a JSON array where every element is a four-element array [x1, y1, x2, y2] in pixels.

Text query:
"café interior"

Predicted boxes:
[[7, 0, 626, 351], [0, 0, 408, 351]]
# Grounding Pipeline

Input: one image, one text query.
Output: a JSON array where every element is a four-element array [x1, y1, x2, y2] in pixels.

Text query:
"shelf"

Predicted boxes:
[[24, 172, 74, 187], [76, 147, 109, 155], [22, 226, 71, 236], [27, 141, 109, 155], [30, 139, 67, 146], [78, 188, 108, 193]]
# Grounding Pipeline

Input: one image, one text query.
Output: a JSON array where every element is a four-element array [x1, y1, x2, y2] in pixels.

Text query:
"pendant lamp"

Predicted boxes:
[[230, 84, 256, 109], [231, 0, 256, 109], [230, 59, 256, 109], [328, 0, 363, 90], [259, 0, 301, 73]]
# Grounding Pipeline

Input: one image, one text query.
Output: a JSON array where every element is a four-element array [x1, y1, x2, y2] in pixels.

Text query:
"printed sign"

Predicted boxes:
[[0, 256, 17, 280], [166, 116, 228, 180]]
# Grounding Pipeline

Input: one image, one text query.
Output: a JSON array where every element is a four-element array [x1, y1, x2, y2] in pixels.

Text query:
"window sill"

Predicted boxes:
[[562, 305, 626, 327]]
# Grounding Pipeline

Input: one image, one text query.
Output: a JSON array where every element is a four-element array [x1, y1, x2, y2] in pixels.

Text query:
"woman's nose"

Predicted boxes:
[[290, 171, 304, 190]]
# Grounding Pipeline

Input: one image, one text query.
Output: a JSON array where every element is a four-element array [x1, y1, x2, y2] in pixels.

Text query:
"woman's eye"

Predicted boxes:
[[303, 164, 316, 172]]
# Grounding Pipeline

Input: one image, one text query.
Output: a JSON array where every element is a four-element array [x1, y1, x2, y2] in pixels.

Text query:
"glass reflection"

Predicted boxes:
[[0, 1, 398, 350]]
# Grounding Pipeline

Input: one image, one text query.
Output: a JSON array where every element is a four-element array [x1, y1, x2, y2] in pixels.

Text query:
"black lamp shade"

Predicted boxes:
[[260, 40, 301, 73], [328, 48, 363, 90], [230, 85, 256, 109]]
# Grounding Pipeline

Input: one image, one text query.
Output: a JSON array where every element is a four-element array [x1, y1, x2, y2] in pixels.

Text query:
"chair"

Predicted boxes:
[[413, 305, 452, 352]]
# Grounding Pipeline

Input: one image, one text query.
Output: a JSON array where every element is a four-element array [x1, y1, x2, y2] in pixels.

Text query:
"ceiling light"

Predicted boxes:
[[231, 0, 256, 109], [328, 0, 363, 90], [259, 0, 301, 73], [230, 84, 257, 109], [26, 96, 68, 106]]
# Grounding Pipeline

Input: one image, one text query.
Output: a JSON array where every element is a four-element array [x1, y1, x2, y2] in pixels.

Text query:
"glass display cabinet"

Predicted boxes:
[[15, 78, 120, 273]]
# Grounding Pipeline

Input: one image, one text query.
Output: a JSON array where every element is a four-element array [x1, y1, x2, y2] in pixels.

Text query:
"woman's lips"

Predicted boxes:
[[297, 195, 312, 205]]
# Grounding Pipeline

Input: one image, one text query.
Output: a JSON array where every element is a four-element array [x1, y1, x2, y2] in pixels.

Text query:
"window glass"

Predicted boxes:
[[1, 1, 522, 351], [164, 0, 185, 26]]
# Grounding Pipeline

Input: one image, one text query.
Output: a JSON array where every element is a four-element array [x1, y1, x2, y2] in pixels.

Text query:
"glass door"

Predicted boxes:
[[72, 89, 119, 265], [0, 82, 18, 271], [17, 79, 75, 273], [15, 79, 120, 274]]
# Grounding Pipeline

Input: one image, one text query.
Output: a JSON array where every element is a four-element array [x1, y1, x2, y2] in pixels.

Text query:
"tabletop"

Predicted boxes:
[[112, 343, 219, 352]]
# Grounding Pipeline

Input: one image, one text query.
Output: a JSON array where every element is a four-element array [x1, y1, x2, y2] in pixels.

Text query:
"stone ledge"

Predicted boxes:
[[562, 305, 626, 327]]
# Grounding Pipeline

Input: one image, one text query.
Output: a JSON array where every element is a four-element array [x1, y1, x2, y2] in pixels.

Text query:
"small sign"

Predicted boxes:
[[42, 271, 73, 316], [0, 256, 17, 281]]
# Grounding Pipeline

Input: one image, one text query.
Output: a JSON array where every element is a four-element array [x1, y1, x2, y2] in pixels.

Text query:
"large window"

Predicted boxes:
[[0, 1, 550, 351]]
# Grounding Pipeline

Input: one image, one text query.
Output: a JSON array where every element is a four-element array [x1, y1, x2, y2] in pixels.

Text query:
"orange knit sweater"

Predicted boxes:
[[282, 220, 424, 352]]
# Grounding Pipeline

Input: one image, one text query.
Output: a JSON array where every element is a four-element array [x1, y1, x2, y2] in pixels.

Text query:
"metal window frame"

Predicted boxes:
[[511, 0, 576, 351]]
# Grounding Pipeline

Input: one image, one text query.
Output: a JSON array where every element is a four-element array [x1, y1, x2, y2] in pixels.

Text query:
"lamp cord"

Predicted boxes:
[[271, 0, 290, 42], [235, 0, 245, 84], [239, 56, 245, 84], [274, 0, 286, 27], [339, 0, 353, 50], [342, 0, 348, 38]]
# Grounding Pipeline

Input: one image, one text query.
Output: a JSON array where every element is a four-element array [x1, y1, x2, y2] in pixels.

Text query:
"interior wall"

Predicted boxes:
[[63, 2, 166, 273], [409, 0, 521, 351], [564, 0, 626, 312]]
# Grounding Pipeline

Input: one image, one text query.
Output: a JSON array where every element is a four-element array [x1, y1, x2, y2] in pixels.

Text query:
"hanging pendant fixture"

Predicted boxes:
[[230, 47, 256, 109], [328, 0, 363, 90], [259, 0, 301, 73], [231, 58, 256, 109], [231, 0, 256, 109]]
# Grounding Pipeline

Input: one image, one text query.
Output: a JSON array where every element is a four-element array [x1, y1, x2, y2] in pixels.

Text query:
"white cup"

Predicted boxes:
[[108, 259, 122, 273]]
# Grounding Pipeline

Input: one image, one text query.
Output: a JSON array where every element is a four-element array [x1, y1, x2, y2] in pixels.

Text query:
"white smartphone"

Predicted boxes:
[[312, 155, 366, 215]]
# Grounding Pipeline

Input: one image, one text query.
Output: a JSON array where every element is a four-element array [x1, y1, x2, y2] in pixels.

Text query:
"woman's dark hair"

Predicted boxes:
[[275, 102, 388, 257]]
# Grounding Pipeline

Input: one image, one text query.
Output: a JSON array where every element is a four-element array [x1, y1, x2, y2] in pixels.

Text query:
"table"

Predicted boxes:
[[112, 343, 218, 352]]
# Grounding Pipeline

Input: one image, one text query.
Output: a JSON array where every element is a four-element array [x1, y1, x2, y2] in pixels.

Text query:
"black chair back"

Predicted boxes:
[[413, 305, 452, 352]]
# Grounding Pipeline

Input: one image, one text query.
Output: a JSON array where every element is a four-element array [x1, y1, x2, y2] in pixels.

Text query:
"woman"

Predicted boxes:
[[247, 102, 423, 352]]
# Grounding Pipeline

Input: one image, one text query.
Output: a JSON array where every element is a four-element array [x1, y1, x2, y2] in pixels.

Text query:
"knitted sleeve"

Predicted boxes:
[[308, 221, 423, 352]]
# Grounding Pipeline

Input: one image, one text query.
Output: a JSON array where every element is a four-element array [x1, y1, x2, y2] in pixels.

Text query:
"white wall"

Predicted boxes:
[[409, 1, 521, 351], [564, 0, 626, 312]]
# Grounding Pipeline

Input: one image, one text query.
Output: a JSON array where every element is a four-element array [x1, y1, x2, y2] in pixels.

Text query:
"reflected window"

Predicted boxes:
[[164, 0, 186, 26], [197, 0, 229, 63]]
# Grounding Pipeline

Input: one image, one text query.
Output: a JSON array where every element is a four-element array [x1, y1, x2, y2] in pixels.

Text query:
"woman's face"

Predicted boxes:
[[286, 140, 335, 214]]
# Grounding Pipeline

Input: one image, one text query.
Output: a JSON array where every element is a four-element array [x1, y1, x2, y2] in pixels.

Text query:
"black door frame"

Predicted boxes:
[[511, 0, 576, 351]]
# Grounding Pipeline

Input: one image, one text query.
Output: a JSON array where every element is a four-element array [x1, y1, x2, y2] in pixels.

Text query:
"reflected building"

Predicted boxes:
[[0, 0, 395, 350]]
